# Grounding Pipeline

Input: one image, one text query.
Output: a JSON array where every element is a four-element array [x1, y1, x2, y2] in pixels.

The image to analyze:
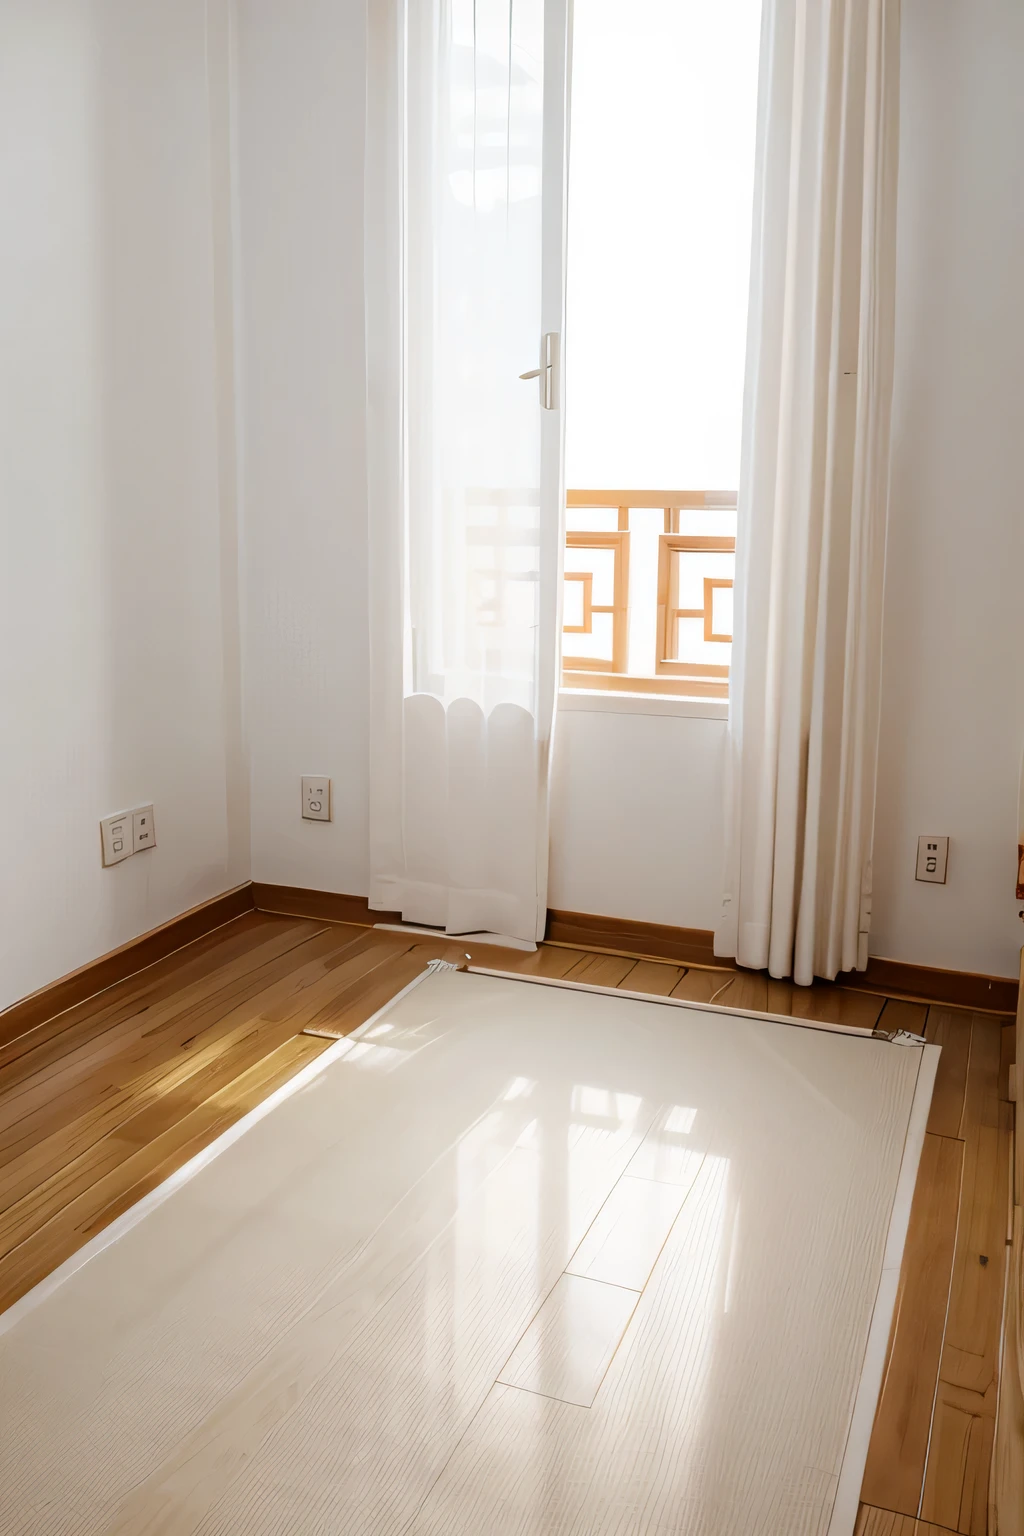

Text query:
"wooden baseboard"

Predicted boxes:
[[545, 907, 1019, 1014], [0, 882, 257, 1050], [847, 956, 1018, 1015], [250, 883, 402, 928], [23, 879, 1005, 1038], [545, 908, 723, 968]]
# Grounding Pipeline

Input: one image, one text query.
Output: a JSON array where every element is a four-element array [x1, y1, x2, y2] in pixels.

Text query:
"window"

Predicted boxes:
[[563, 0, 761, 698]]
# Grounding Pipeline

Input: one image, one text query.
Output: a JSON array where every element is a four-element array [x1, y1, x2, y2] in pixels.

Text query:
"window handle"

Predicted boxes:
[[518, 333, 559, 410]]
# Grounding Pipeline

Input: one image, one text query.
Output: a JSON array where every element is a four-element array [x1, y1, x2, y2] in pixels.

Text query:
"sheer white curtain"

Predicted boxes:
[[716, 0, 901, 985], [365, 0, 561, 943]]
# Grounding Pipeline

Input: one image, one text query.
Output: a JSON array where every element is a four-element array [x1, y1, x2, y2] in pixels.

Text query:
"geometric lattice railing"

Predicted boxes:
[[563, 489, 737, 698]]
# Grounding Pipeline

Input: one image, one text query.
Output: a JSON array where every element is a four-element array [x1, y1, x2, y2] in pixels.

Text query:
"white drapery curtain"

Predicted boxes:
[[716, 0, 901, 985], [365, 0, 560, 943]]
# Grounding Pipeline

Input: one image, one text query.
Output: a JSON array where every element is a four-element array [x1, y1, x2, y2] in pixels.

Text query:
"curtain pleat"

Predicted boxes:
[[717, 0, 900, 985]]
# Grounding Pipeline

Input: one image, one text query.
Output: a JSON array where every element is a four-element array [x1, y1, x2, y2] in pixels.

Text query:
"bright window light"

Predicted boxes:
[[503, 1076, 535, 1100], [565, 0, 762, 491]]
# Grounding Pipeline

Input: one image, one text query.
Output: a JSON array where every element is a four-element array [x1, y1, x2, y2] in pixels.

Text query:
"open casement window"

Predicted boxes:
[[562, 491, 736, 698]]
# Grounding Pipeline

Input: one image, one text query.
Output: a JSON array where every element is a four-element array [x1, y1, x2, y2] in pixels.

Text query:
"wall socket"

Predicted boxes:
[[100, 804, 156, 867], [302, 776, 331, 822], [133, 805, 156, 852], [916, 835, 949, 884]]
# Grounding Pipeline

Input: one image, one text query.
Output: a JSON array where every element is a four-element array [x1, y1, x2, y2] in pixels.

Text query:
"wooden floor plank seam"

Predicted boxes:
[[0, 935, 348, 1207], [0, 940, 386, 1231], [0, 914, 331, 1082], [0, 920, 363, 1103], [0, 898, 262, 1054], [918, 1015, 1007, 1534], [856, 1503, 963, 1535], [0, 922, 336, 1137], [0, 913, 329, 1059], [0, 931, 426, 1221], [918, 1136, 967, 1527], [0, 1034, 333, 1304], [914, 1139, 965, 1529]]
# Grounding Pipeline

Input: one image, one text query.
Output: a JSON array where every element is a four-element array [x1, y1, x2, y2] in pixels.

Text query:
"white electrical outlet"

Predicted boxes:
[[133, 804, 156, 853], [100, 812, 132, 867], [302, 776, 331, 822], [916, 835, 949, 884], [100, 804, 156, 866]]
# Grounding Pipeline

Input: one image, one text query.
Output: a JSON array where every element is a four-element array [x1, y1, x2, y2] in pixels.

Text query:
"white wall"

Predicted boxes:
[[0, 1, 247, 1012], [870, 0, 1024, 978], [549, 708, 726, 930], [235, 0, 371, 899], [233, 0, 1024, 979]]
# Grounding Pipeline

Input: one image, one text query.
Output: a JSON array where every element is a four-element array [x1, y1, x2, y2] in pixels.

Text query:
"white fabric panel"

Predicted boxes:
[[365, 0, 564, 943], [717, 0, 901, 984], [388, 696, 541, 939]]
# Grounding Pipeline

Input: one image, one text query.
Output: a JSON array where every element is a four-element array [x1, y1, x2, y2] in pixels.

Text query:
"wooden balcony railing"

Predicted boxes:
[[563, 489, 737, 699]]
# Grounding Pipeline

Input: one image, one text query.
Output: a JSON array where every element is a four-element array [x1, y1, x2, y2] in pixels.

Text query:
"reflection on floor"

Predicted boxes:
[[1, 967, 925, 1534], [0, 913, 1014, 1533]]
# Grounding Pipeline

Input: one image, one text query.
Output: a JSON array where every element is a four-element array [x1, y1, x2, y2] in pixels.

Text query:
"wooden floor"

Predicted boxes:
[[0, 909, 1014, 1535]]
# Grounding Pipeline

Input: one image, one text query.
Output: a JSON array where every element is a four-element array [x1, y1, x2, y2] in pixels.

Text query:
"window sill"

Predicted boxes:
[[558, 688, 728, 721]]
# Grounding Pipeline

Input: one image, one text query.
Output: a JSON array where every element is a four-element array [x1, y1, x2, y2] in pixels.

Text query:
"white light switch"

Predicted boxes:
[[133, 804, 156, 852], [302, 776, 331, 822], [100, 812, 132, 867], [916, 835, 949, 884]]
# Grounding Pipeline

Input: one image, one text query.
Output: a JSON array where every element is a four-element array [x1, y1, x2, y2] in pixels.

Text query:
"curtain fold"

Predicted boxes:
[[716, 0, 901, 985], [365, 0, 558, 944]]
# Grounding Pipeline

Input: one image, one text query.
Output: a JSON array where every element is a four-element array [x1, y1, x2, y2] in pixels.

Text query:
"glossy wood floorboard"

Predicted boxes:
[[855, 1506, 958, 1535], [861, 1009, 1014, 1535], [0, 913, 1013, 1533]]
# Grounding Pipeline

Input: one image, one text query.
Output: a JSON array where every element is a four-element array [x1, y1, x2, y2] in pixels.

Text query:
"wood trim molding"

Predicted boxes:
[[0, 882, 256, 1051], [250, 883, 401, 927], [849, 956, 1018, 1015], [567, 488, 737, 512], [560, 670, 728, 698], [544, 907, 1019, 1013], [545, 909, 723, 968], [14, 881, 1007, 1050]]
